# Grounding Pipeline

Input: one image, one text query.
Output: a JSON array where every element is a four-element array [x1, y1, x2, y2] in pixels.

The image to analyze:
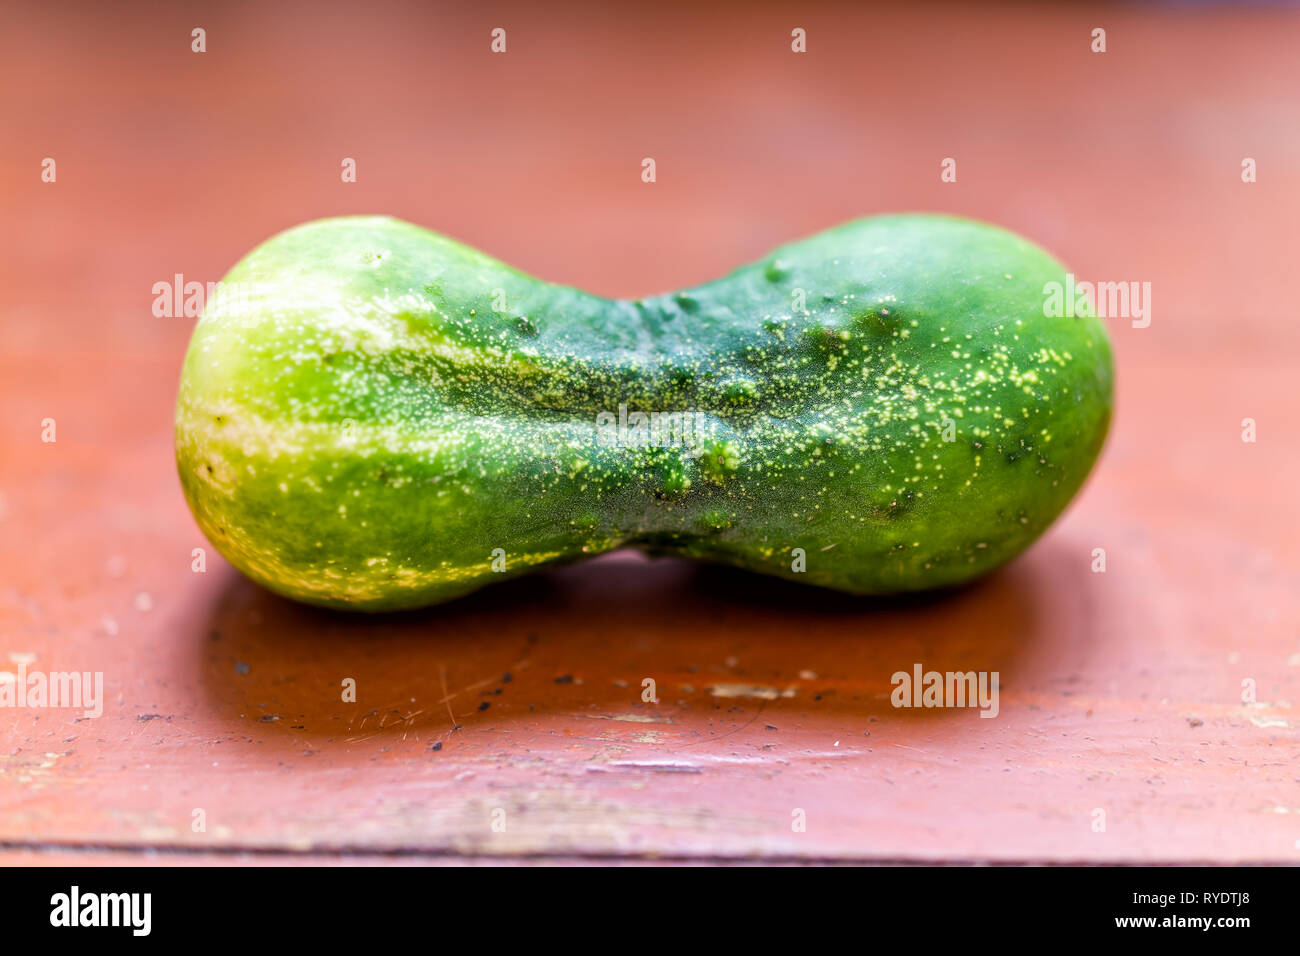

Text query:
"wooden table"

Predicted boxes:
[[2, 1, 1297, 864]]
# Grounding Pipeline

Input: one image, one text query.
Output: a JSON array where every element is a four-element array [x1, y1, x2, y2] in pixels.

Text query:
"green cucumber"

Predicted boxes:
[[175, 214, 1112, 610]]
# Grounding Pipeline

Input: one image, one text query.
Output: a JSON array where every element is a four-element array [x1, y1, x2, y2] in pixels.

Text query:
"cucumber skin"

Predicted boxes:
[[175, 214, 1112, 610]]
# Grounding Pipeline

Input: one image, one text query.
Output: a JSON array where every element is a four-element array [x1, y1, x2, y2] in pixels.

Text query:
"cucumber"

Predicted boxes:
[[175, 214, 1112, 610]]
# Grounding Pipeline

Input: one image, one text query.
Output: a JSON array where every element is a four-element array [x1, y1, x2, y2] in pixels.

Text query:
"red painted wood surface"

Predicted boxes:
[[1, 1, 1297, 863]]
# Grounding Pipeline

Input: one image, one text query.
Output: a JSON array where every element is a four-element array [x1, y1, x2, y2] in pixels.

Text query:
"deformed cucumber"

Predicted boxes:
[[175, 214, 1113, 610]]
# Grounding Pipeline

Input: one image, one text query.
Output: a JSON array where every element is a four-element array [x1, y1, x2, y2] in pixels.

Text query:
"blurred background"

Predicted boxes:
[[1, 1, 1297, 863]]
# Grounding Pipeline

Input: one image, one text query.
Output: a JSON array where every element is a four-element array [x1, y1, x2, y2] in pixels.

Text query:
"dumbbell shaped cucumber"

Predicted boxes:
[[175, 214, 1112, 610]]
